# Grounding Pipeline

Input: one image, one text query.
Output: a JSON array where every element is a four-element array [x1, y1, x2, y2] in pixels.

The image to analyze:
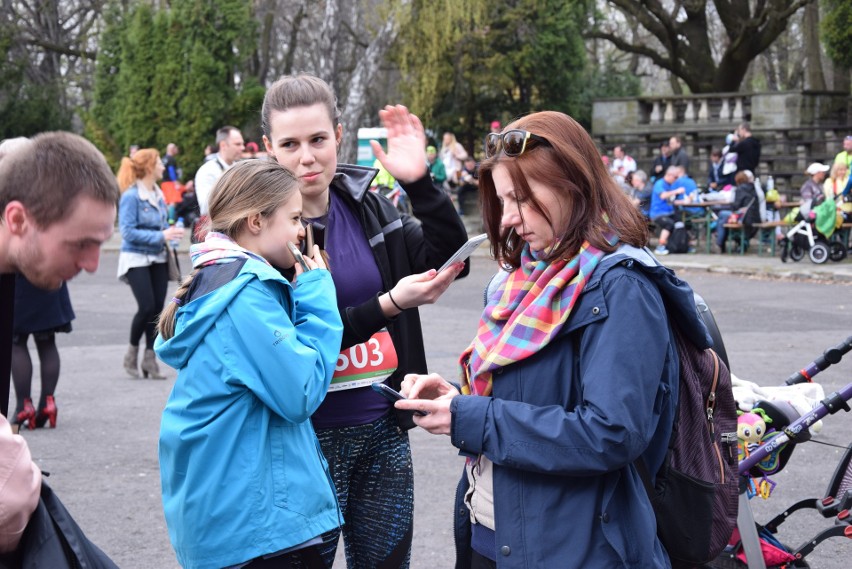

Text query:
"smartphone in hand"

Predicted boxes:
[[287, 241, 311, 272], [371, 383, 428, 416], [438, 233, 487, 273]]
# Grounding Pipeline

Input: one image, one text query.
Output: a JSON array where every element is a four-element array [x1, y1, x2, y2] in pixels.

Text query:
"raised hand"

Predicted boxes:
[[370, 105, 428, 184]]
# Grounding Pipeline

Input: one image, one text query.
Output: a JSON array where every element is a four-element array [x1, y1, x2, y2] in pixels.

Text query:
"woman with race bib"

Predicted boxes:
[[261, 74, 469, 568]]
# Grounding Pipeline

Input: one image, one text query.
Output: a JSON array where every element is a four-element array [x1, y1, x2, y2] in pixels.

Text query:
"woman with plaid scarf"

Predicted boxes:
[[397, 112, 713, 568]]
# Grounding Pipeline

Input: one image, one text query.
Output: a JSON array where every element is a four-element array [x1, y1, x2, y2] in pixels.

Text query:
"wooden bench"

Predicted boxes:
[[723, 221, 789, 256]]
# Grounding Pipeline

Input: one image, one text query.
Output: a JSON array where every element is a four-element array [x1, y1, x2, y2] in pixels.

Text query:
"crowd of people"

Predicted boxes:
[[603, 124, 852, 255], [4, 76, 852, 569]]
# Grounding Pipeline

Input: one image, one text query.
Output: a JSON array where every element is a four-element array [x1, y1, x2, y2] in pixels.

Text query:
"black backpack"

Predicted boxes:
[[637, 319, 739, 567], [668, 221, 690, 253]]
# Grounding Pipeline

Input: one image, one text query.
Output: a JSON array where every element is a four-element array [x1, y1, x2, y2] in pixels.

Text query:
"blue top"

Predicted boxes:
[[675, 175, 698, 195], [649, 177, 677, 218], [155, 258, 344, 569], [674, 175, 703, 215]]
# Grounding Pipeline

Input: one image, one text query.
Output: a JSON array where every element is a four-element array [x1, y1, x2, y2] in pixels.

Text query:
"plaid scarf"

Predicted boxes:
[[459, 229, 618, 397], [190, 231, 270, 269]]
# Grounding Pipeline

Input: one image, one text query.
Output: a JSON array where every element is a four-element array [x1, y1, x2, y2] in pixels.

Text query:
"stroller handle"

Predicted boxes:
[[739, 380, 852, 474], [785, 335, 852, 385]]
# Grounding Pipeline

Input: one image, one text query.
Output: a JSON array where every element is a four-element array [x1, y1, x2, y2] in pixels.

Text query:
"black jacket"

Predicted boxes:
[[323, 164, 469, 427], [732, 137, 761, 174], [733, 182, 761, 227], [1, 481, 119, 569]]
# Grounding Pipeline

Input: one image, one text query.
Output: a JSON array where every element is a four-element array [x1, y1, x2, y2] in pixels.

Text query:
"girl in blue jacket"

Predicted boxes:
[[155, 160, 344, 569], [397, 112, 714, 568]]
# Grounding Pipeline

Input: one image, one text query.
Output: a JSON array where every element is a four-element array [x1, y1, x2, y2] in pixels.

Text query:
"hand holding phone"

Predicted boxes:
[[438, 233, 487, 273], [371, 383, 428, 416], [287, 241, 311, 273]]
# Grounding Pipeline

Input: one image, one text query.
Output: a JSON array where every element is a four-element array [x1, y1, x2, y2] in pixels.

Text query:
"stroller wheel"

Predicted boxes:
[[789, 245, 806, 262], [829, 241, 847, 262], [808, 242, 829, 264]]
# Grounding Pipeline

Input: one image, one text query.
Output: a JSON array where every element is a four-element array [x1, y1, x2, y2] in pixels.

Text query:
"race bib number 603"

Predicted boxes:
[[328, 328, 398, 392]]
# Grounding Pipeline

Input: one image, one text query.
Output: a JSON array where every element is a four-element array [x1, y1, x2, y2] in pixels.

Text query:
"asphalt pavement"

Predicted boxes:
[[11, 231, 852, 568]]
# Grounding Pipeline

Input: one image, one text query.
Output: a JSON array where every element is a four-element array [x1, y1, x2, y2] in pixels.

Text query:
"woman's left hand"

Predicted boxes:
[[395, 373, 459, 435], [371, 105, 428, 184]]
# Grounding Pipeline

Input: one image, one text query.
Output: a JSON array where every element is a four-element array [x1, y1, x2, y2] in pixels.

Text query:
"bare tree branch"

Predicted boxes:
[[592, 0, 815, 92], [23, 37, 96, 59], [585, 29, 673, 72]]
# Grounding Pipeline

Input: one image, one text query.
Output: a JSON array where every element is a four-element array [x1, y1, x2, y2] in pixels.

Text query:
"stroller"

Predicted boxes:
[[780, 197, 846, 264], [706, 337, 852, 569]]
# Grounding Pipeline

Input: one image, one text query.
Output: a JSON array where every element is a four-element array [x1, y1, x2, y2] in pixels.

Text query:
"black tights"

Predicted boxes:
[[242, 545, 325, 569], [12, 332, 60, 411], [125, 263, 169, 349]]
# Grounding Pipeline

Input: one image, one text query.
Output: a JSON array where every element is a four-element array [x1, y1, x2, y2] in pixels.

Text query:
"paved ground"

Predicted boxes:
[[11, 233, 852, 568]]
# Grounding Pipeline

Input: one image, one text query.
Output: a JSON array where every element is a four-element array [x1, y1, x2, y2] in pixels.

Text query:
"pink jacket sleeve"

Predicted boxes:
[[0, 414, 41, 553]]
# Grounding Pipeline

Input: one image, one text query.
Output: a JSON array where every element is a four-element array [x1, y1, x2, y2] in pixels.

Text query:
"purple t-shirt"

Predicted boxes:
[[310, 191, 394, 429]]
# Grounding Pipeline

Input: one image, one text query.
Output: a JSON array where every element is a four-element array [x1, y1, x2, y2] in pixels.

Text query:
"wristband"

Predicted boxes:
[[387, 290, 404, 311]]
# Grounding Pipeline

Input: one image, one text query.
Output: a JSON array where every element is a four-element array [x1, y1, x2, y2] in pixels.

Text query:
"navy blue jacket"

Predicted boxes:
[[451, 245, 712, 568]]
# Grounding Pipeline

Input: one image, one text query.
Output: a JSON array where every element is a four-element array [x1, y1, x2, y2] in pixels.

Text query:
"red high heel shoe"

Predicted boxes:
[[36, 395, 58, 429], [15, 398, 37, 430]]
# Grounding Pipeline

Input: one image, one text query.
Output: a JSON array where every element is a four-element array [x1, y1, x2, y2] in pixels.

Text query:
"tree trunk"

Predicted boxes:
[[802, 0, 826, 90], [338, 1, 410, 164], [282, 5, 306, 76], [317, 0, 341, 84], [590, 0, 817, 93]]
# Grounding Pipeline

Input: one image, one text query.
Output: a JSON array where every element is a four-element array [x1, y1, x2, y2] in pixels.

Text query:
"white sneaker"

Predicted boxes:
[[654, 245, 669, 256]]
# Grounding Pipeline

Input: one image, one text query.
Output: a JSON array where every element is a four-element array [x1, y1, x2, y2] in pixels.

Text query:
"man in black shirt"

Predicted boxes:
[[731, 122, 761, 174]]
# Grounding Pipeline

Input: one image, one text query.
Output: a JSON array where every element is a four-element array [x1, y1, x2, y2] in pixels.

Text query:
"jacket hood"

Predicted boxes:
[[155, 260, 291, 369], [333, 163, 379, 202], [594, 244, 714, 350]]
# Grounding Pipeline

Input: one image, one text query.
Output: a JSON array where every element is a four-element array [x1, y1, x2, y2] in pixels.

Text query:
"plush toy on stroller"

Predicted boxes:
[[707, 338, 852, 569], [779, 193, 846, 264]]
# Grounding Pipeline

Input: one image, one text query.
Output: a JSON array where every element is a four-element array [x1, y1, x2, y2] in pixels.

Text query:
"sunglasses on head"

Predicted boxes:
[[484, 129, 550, 159]]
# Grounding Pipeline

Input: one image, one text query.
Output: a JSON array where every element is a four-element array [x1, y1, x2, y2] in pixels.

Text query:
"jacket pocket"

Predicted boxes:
[[270, 425, 289, 508]]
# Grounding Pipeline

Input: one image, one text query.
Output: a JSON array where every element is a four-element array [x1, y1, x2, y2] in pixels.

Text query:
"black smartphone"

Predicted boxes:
[[300, 221, 326, 254], [370, 383, 428, 416], [287, 241, 311, 272]]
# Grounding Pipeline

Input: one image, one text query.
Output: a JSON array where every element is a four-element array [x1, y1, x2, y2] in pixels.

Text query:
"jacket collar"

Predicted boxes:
[[588, 244, 713, 349], [332, 163, 379, 203]]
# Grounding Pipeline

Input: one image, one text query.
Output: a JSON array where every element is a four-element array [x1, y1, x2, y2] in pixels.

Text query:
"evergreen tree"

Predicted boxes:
[[398, 0, 592, 152], [150, 9, 181, 154], [170, 0, 255, 176], [89, 0, 256, 176], [116, 3, 160, 153], [86, 1, 129, 165], [0, 21, 71, 137], [822, 0, 852, 70]]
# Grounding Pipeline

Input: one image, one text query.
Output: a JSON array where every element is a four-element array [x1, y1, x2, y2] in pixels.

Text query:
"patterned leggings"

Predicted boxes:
[[311, 413, 413, 569]]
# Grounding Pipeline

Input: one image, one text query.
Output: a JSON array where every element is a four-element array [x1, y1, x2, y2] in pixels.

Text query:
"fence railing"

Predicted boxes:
[[592, 91, 850, 196]]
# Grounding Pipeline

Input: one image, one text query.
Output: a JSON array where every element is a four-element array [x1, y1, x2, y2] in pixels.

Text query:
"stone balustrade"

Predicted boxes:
[[592, 91, 850, 195]]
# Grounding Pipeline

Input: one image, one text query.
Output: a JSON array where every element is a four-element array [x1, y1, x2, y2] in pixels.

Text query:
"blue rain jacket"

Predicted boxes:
[[452, 245, 713, 568], [155, 258, 343, 569]]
